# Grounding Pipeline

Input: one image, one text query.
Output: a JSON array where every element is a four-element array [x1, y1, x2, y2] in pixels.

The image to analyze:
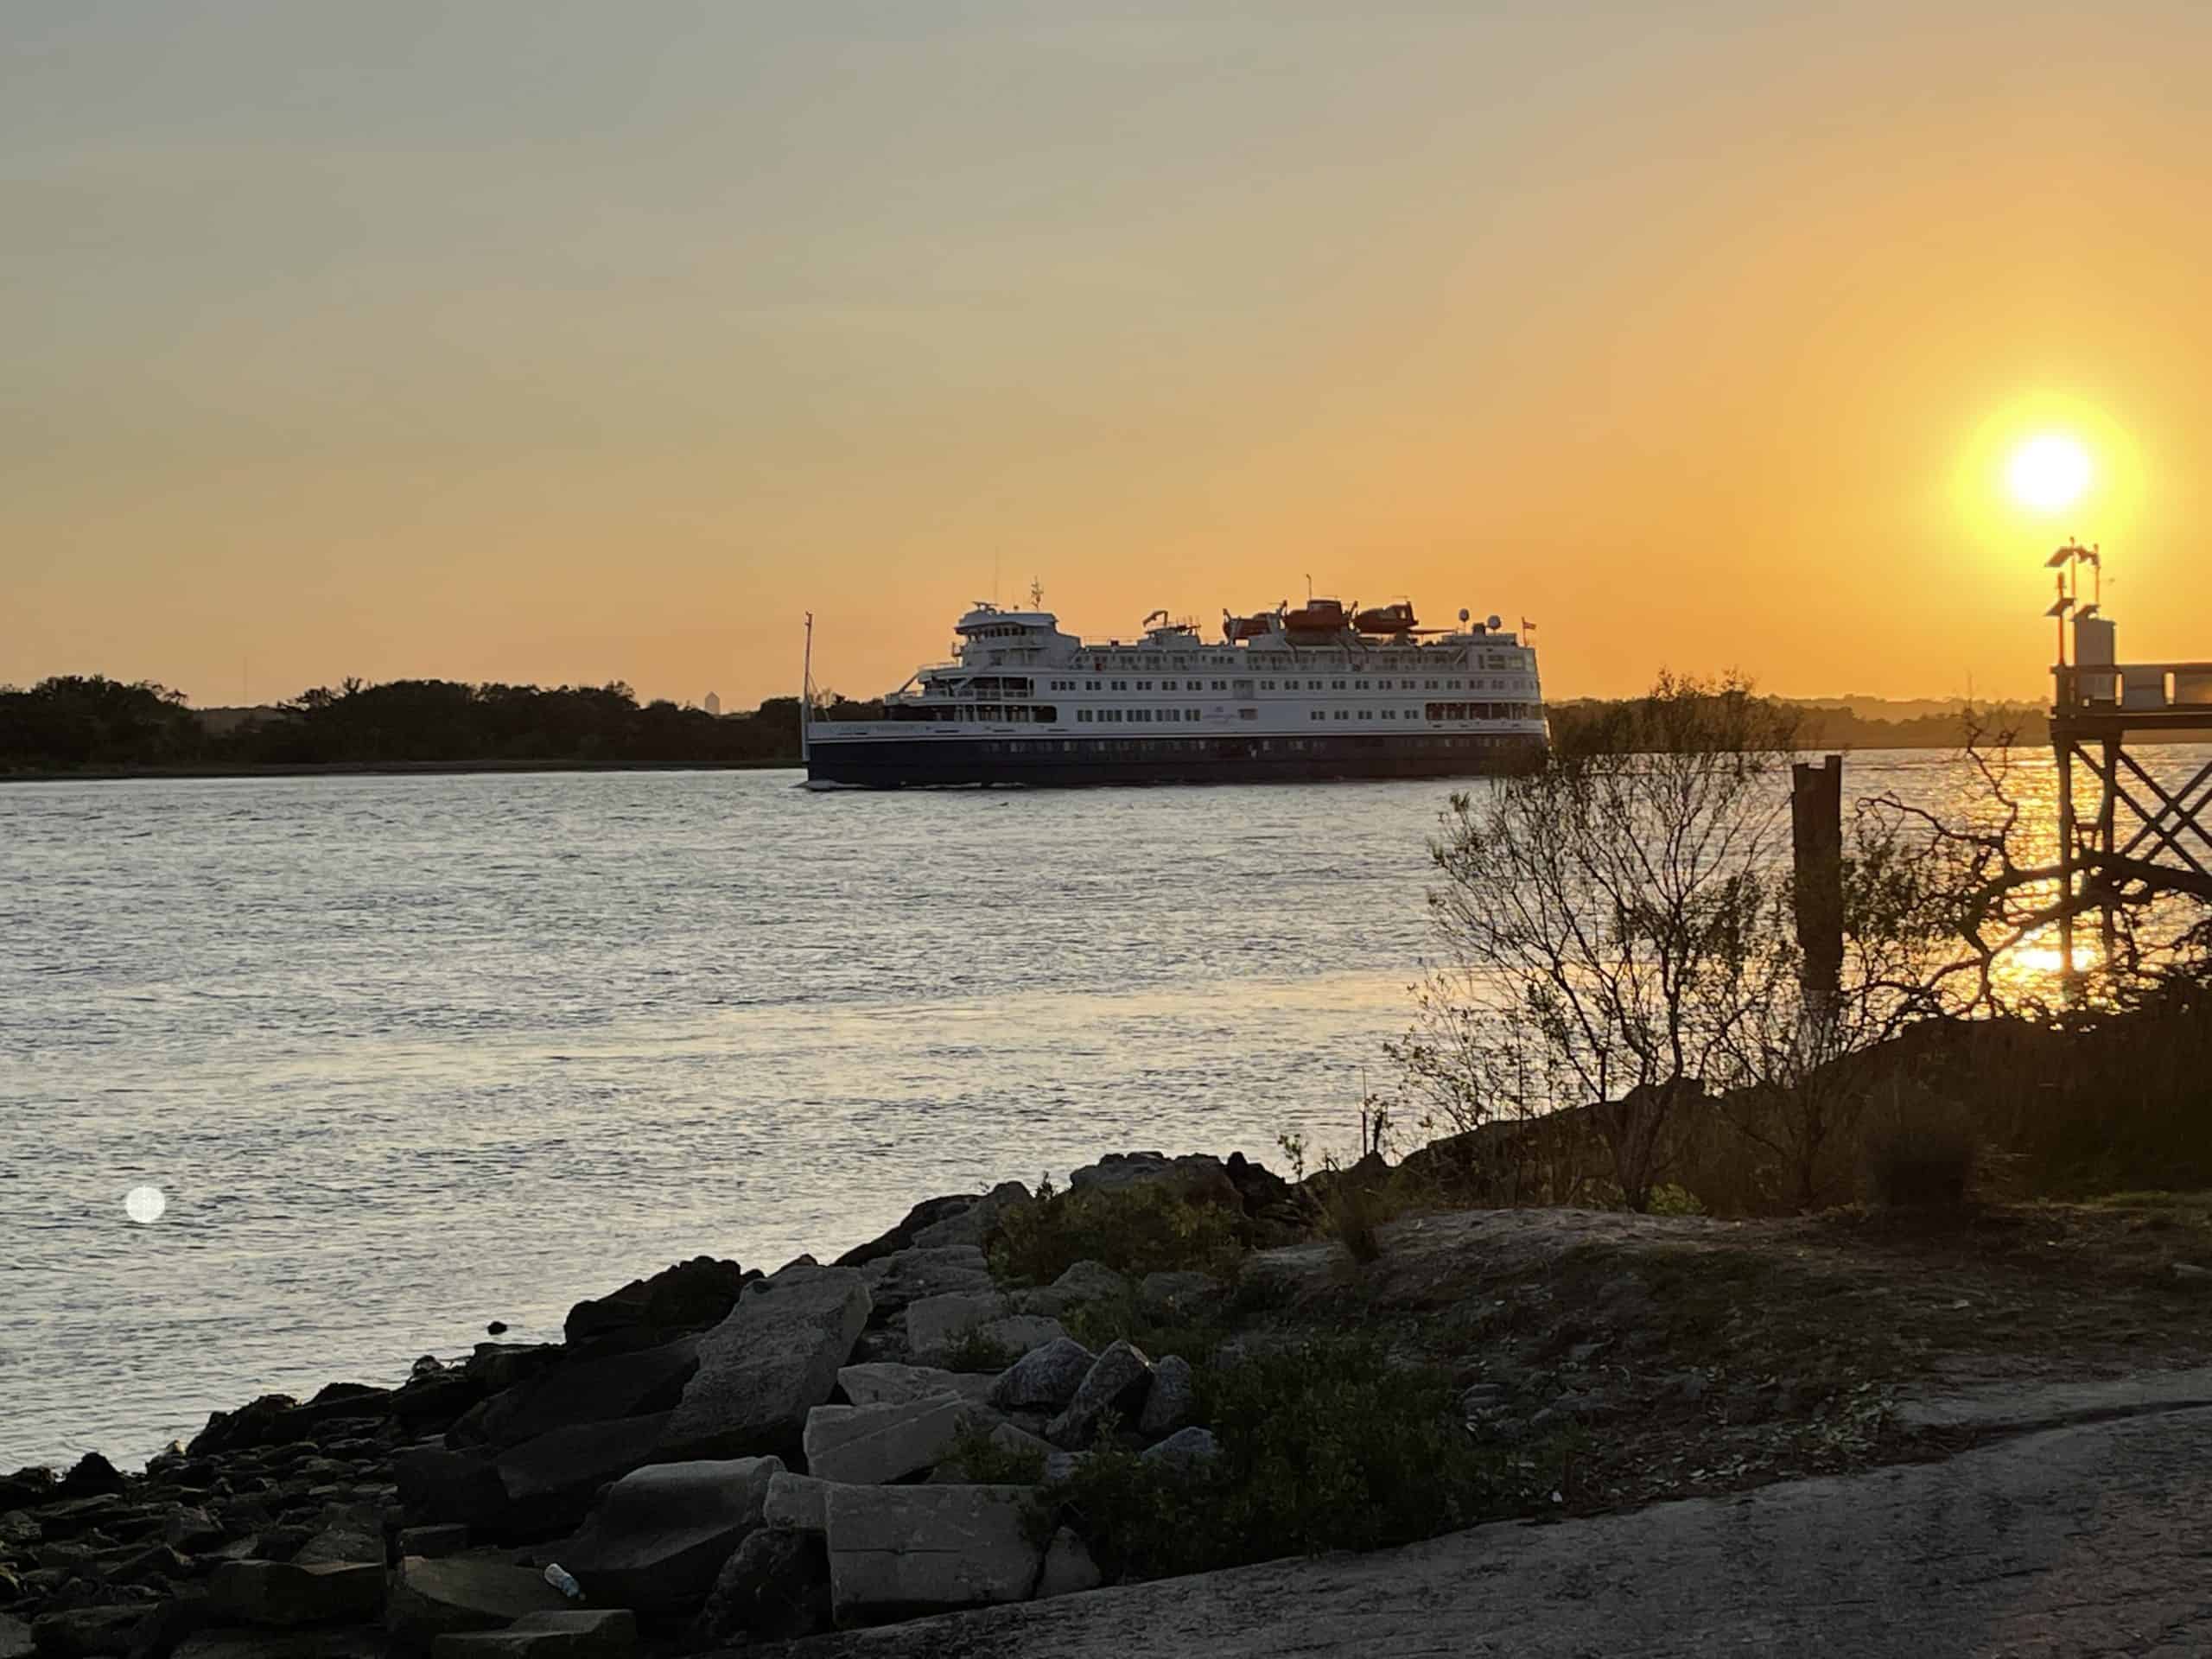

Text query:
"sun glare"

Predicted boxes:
[[2007, 434, 2093, 513]]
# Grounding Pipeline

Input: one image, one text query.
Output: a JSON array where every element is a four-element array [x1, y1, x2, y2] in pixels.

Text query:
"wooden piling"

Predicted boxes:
[[1791, 753, 1844, 1008]]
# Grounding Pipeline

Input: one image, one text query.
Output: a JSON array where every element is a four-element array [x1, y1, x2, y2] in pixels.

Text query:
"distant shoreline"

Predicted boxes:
[[0, 758, 802, 785], [10, 732, 2211, 785]]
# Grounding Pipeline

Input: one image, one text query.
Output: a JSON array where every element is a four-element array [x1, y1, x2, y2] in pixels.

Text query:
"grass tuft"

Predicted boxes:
[[990, 1179, 1245, 1286]]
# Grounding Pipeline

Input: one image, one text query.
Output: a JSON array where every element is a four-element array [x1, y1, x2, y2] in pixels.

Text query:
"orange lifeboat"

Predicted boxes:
[[1222, 611, 1274, 641], [1354, 601, 1419, 635], [1282, 597, 1351, 636]]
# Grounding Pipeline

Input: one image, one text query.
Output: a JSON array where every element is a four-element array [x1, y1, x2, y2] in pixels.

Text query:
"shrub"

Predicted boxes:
[[1060, 1291, 1230, 1370], [937, 1325, 1020, 1373], [1039, 1337, 1556, 1580], [946, 1420, 1045, 1484], [1863, 1084, 1978, 1209], [1325, 1176, 1388, 1262], [990, 1179, 1245, 1287]]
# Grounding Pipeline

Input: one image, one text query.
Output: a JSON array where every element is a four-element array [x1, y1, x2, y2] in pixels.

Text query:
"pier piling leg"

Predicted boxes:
[[1790, 753, 1844, 1017]]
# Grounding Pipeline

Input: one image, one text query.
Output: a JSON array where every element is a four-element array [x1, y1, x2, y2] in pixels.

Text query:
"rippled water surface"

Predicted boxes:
[[3, 752, 2201, 1465]]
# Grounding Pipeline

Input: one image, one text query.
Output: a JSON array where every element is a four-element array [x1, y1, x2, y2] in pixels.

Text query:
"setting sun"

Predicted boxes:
[[2008, 434, 2094, 513]]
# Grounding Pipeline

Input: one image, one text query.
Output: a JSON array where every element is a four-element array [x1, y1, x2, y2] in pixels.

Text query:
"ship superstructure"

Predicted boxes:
[[803, 594, 1546, 787]]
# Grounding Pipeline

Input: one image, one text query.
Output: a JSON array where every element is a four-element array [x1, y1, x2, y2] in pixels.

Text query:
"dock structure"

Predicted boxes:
[[2045, 542, 2212, 973]]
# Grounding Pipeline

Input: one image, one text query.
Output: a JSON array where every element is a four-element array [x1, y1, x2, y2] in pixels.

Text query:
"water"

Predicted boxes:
[[1, 749, 2201, 1466]]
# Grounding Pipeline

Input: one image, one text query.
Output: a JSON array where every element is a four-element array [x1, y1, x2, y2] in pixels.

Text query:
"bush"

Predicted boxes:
[[1059, 1290, 1230, 1370], [937, 1325, 1019, 1373], [1039, 1337, 1556, 1580], [1864, 1084, 1978, 1209], [1325, 1176, 1388, 1262], [946, 1420, 1046, 1484], [990, 1179, 1245, 1287]]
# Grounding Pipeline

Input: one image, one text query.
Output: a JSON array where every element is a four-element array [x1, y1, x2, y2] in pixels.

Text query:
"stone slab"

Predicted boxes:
[[562, 1457, 781, 1618], [823, 1484, 1044, 1628], [385, 1555, 569, 1650], [761, 1473, 830, 1536], [428, 1611, 635, 1659], [208, 1560, 387, 1627], [803, 1395, 968, 1486], [658, 1268, 869, 1463], [836, 1366, 995, 1410]]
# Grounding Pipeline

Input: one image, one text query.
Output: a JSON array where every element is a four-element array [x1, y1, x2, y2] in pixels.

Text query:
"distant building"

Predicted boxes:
[[704, 692, 721, 716]]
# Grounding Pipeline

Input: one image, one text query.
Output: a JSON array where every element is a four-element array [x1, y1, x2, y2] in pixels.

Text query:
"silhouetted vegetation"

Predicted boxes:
[[1037, 1337, 1568, 1580], [0, 676, 883, 773], [1549, 695, 2050, 753]]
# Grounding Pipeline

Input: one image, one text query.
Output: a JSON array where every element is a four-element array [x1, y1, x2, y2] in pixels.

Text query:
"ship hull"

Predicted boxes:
[[804, 730, 1546, 788]]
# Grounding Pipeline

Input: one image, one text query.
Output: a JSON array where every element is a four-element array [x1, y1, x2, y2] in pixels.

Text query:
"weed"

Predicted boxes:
[[937, 1325, 1019, 1373], [1864, 1084, 1977, 1210], [946, 1420, 1046, 1484], [989, 1180, 1245, 1286], [1039, 1336, 1561, 1581], [1060, 1290, 1230, 1369]]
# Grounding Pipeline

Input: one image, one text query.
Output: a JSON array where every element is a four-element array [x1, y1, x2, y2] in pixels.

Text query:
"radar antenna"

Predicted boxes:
[[1029, 577, 1044, 608]]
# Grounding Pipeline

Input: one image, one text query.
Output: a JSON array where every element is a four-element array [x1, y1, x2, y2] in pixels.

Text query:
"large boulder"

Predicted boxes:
[[855, 1249, 995, 1318], [392, 1449, 510, 1535], [27, 1608, 145, 1659], [760, 1473, 829, 1536], [561, 1458, 781, 1619], [461, 1340, 698, 1450], [290, 1503, 386, 1567], [1015, 1261, 1130, 1319], [1137, 1356, 1198, 1438], [1034, 1528, 1103, 1599], [836, 1365, 994, 1410], [1141, 1426, 1222, 1474], [907, 1183, 1032, 1252], [207, 1561, 386, 1627], [174, 1632, 388, 1659], [1067, 1153, 1239, 1211], [385, 1555, 569, 1651], [905, 1299, 1065, 1369], [492, 1414, 671, 1529], [802, 1395, 968, 1486], [696, 1526, 830, 1646], [53, 1458, 124, 1502], [986, 1339, 1096, 1413], [823, 1484, 1045, 1628], [831, 1198, 982, 1270], [429, 1610, 635, 1659], [1046, 1341, 1154, 1450], [657, 1267, 869, 1463], [563, 1257, 753, 1348]]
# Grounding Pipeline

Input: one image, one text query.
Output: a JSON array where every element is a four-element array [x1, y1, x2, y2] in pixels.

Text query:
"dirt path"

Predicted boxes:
[[774, 1376, 2212, 1657]]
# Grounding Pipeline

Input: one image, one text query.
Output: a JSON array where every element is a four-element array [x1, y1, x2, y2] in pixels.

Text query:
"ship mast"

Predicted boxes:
[[800, 612, 814, 763]]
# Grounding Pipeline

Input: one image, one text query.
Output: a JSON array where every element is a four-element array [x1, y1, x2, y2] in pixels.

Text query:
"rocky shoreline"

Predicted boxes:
[[0, 1151, 1306, 1659]]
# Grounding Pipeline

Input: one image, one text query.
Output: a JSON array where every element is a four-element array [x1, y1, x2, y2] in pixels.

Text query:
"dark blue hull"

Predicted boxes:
[[804, 731, 1546, 788]]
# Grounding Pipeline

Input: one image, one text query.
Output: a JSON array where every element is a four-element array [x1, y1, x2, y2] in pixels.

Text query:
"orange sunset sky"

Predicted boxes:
[[6, 2, 2209, 709]]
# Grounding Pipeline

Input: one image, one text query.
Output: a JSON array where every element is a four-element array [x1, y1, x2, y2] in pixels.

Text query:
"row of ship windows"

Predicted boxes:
[[1052, 654, 1529, 673], [1046, 677, 1525, 693], [1068, 704, 1540, 724], [966, 734, 1528, 753]]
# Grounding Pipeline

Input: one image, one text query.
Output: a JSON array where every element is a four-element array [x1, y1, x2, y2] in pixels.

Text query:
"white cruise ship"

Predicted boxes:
[[803, 594, 1547, 787]]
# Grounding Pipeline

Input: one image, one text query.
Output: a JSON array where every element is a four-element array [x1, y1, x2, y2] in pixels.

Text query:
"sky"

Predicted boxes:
[[5, 1, 2209, 709]]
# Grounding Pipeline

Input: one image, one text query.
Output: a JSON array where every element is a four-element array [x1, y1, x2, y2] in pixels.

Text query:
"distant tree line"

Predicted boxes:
[[0, 676, 884, 772], [1548, 696, 2050, 754], [0, 674, 2050, 775]]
